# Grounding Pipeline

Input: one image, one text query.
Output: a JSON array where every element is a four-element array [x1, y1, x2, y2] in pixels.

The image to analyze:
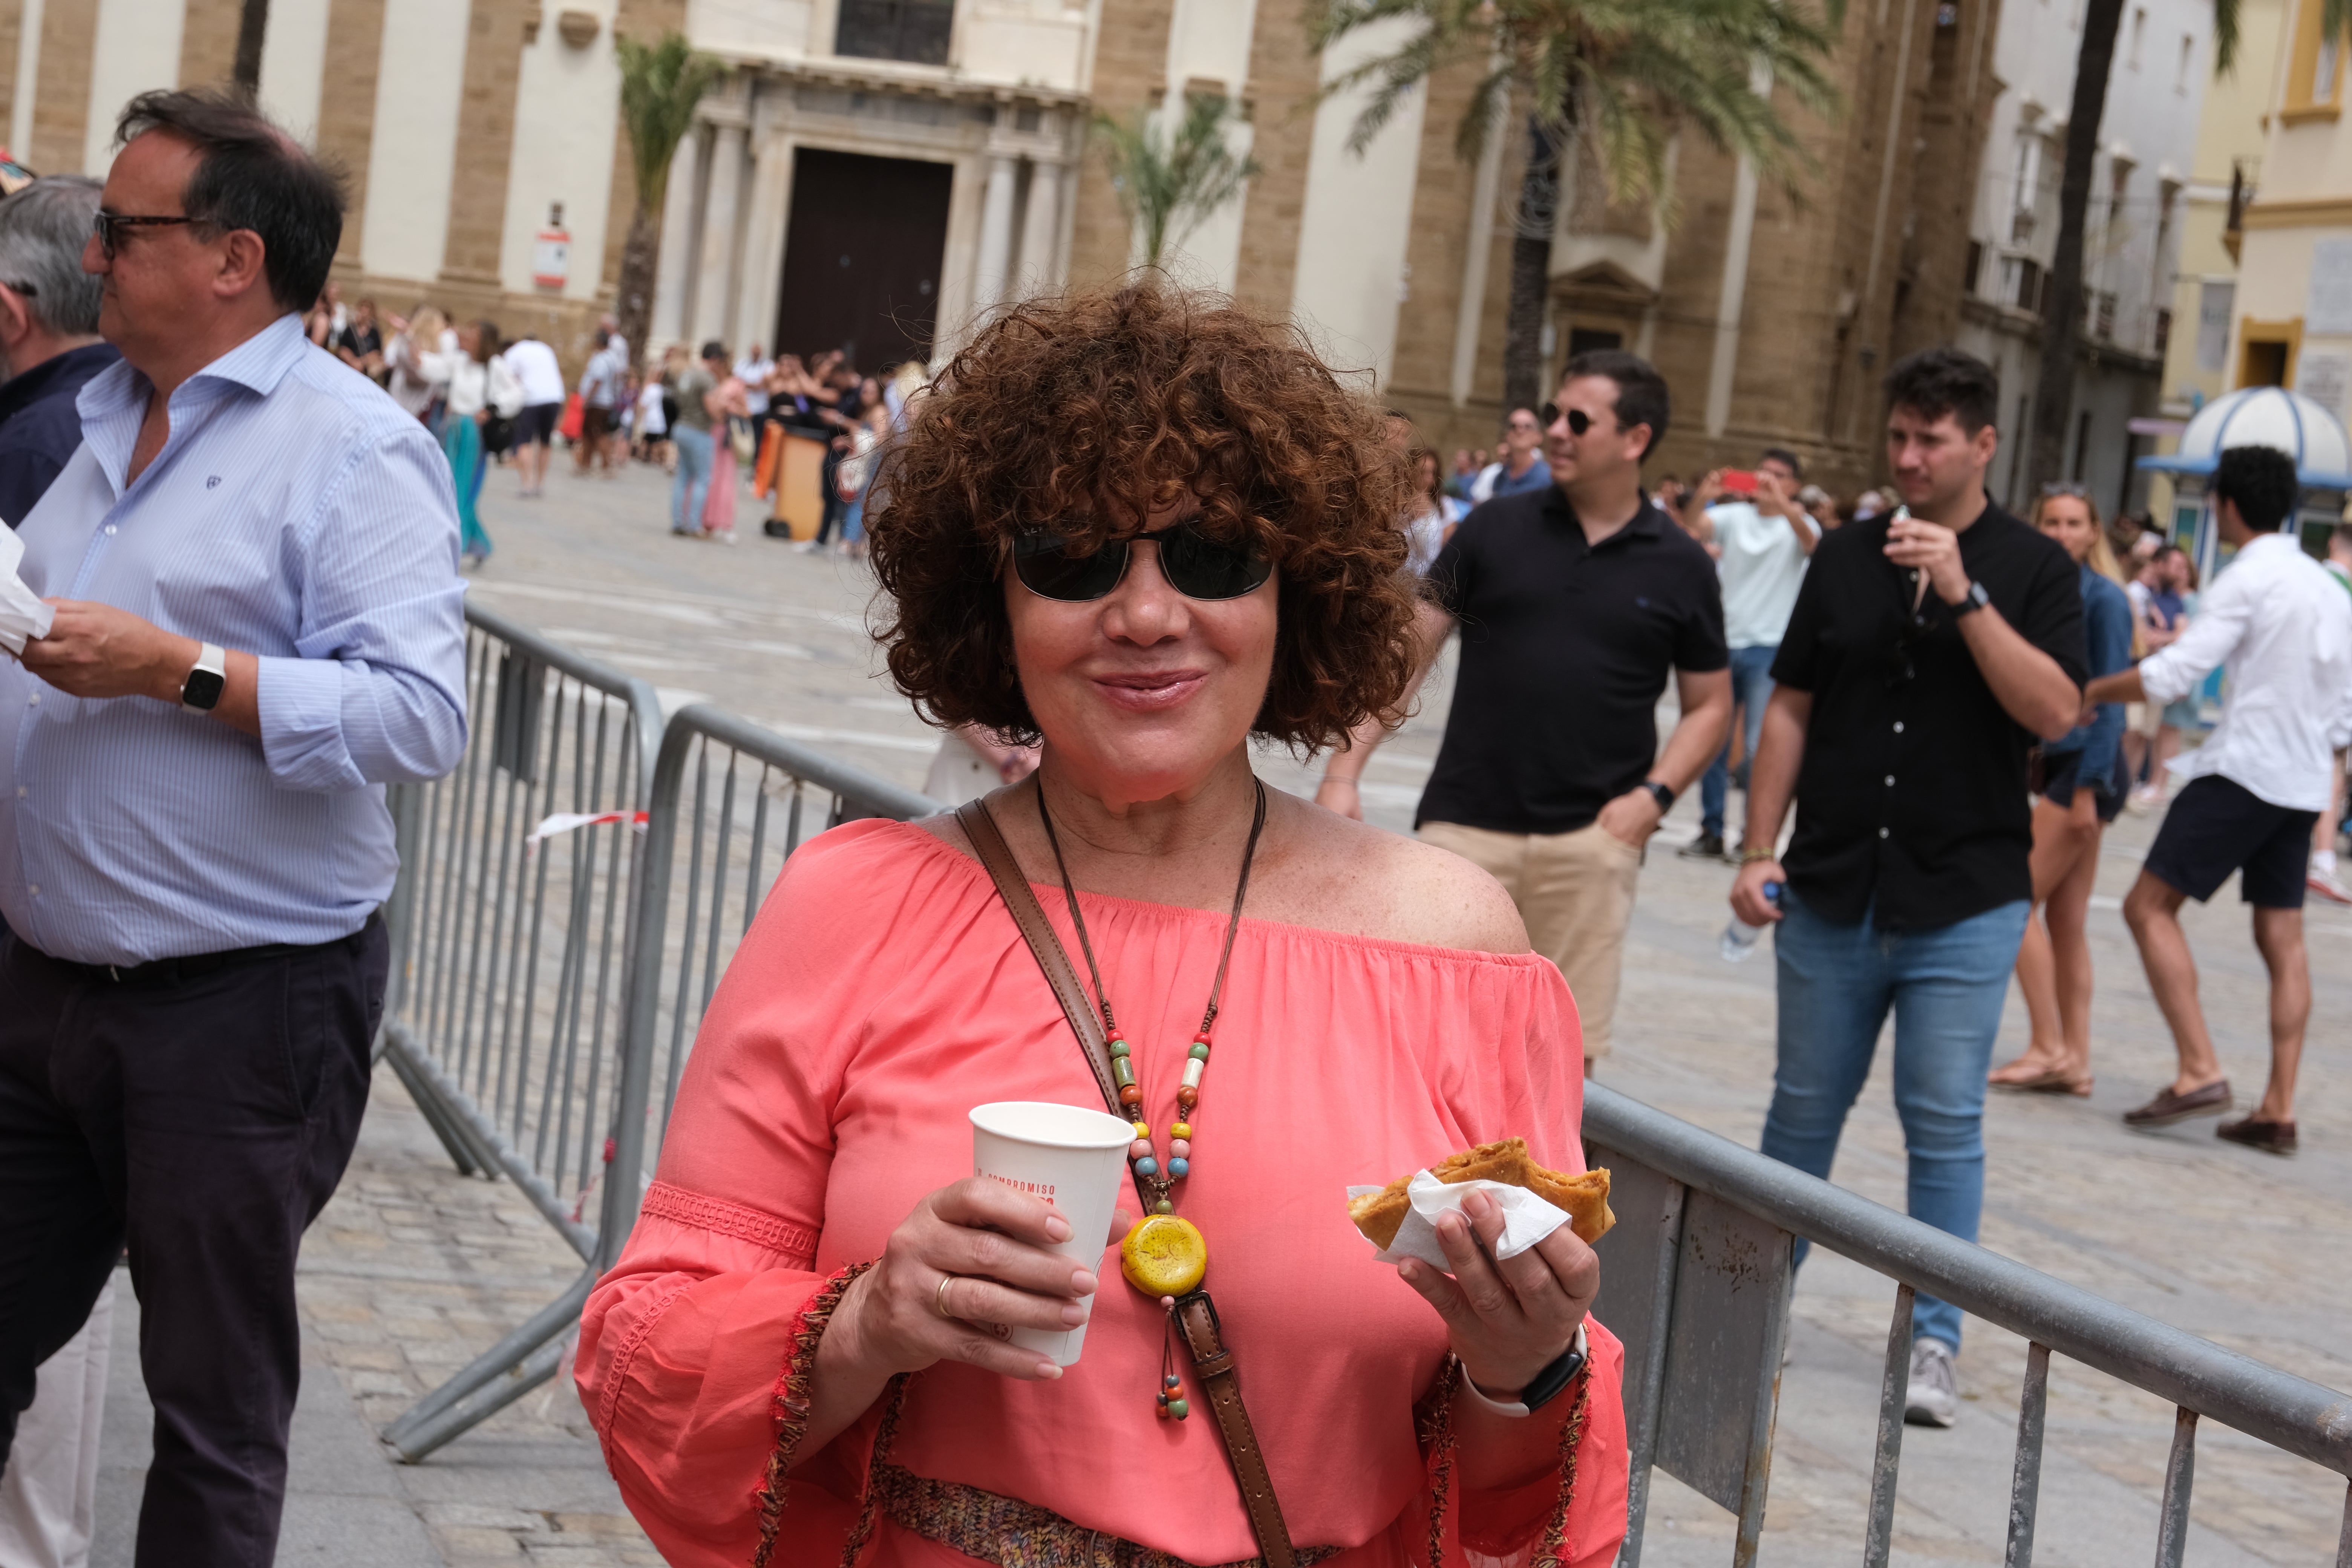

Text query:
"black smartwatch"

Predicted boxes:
[[1519, 1328, 1591, 1412], [1949, 580, 1992, 617], [179, 642, 227, 714], [1640, 779, 1676, 814]]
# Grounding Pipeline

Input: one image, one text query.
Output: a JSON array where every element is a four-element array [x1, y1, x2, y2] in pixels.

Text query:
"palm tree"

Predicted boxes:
[[234, 0, 268, 92], [1312, 0, 1841, 415], [1095, 94, 1263, 271], [614, 32, 726, 370], [2027, 0, 2251, 485]]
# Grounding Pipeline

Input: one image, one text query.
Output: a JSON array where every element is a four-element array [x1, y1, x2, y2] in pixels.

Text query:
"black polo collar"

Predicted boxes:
[[1539, 484, 1666, 549]]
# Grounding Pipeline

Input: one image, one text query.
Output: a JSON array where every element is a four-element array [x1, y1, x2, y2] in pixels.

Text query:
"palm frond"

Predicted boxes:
[[1093, 95, 1263, 268], [615, 33, 726, 215]]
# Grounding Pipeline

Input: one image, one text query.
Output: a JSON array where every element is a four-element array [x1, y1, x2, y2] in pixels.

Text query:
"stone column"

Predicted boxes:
[[1015, 159, 1063, 298], [973, 153, 1020, 312], [736, 129, 795, 358], [692, 118, 747, 348], [651, 128, 701, 356]]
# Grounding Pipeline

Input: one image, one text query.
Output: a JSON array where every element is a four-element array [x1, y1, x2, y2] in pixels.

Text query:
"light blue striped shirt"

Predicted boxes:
[[0, 311, 469, 965]]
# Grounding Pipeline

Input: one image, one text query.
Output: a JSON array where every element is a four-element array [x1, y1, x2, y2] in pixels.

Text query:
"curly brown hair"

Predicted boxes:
[[868, 283, 1421, 750]]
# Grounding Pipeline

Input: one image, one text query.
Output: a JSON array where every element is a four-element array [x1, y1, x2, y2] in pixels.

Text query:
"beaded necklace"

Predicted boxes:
[[1037, 776, 1268, 1423]]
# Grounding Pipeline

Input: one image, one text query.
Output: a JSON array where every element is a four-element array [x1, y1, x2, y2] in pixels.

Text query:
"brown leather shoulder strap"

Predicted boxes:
[[955, 798, 1122, 1127], [1177, 1293, 1298, 1568], [953, 796, 1300, 1568]]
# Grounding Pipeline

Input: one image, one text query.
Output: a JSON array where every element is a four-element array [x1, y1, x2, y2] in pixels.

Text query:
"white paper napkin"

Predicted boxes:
[[0, 525, 53, 657], [1348, 1170, 1573, 1272]]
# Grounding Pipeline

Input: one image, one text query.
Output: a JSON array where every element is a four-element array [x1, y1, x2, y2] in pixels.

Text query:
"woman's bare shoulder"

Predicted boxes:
[[1265, 799, 1530, 956]]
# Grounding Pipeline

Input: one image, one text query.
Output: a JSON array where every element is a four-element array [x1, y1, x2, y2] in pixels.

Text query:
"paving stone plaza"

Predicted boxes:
[[86, 461, 2352, 1565]]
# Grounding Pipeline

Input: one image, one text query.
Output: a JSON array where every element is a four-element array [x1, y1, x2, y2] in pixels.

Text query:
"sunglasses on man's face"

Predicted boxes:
[[1539, 403, 1602, 436], [1012, 520, 1274, 603], [90, 210, 202, 259]]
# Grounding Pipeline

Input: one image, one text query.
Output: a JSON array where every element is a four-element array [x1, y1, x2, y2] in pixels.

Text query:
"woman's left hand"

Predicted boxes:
[[1397, 1188, 1599, 1400]]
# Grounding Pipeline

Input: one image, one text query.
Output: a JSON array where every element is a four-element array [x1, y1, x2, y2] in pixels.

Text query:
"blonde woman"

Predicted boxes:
[[1989, 484, 2135, 1094]]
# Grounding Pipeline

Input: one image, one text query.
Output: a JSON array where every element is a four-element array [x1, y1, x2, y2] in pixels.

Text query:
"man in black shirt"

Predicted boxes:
[[1730, 349, 2084, 1426], [1320, 351, 1732, 1067], [0, 177, 117, 526]]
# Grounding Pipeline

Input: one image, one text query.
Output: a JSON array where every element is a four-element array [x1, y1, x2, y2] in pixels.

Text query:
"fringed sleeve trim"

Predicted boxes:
[[1528, 1374, 1595, 1568], [751, 1260, 878, 1568], [1416, 1358, 1598, 1568]]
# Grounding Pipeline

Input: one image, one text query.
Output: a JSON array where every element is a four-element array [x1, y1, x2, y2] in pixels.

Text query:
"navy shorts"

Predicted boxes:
[[513, 400, 562, 447], [2143, 774, 2318, 908], [2040, 747, 2122, 823]]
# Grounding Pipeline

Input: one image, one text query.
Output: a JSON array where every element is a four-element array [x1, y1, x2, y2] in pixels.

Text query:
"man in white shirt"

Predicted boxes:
[[2086, 447, 2352, 1153], [1467, 406, 1551, 504], [735, 343, 774, 419], [1675, 448, 1818, 859], [500, 331, 564, 497]]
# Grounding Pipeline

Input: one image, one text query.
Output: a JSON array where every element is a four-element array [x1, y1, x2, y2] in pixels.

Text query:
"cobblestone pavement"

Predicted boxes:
[[98, 458, 2352, 1563]]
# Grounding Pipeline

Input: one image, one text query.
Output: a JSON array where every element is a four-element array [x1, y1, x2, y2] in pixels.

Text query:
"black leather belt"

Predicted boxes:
[[23, 915, 375, 988]]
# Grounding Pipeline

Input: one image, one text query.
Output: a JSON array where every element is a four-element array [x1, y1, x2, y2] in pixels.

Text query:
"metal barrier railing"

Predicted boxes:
[[376, 603, 663, 1252], [604, 703, 946, 1250], [1583, 1083, 2352, 1567], [382, 690, 939, 1461]]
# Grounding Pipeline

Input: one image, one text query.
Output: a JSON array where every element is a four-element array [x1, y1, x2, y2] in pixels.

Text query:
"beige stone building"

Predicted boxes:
[[0, 0, 1997, 477]]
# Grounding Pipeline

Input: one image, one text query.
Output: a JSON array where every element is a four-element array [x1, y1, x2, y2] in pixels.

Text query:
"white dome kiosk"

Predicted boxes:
[[2138, 386, 2352, 582]]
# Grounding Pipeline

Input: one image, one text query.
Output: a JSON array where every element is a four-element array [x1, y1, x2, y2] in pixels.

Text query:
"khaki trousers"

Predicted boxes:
[[1418, 820, 1643, 1058]]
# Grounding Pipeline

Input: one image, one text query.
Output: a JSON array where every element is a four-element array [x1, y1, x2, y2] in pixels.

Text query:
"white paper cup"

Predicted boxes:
[[968, 1100, 1134, 1366]]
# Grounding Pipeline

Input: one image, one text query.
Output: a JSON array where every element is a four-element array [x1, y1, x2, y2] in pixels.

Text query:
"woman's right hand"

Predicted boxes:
[[832, 1178, 1109, 1384]]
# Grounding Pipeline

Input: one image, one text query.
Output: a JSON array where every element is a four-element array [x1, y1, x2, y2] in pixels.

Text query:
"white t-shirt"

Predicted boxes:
[[636, 379, 668, 436], [735, 356, 775, 416], [503, 339, 565, 407], [1707, 501, 1812, 649]]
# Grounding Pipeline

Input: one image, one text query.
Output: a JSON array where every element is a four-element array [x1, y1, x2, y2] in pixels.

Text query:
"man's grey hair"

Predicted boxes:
[[0, 176, 102, 337]]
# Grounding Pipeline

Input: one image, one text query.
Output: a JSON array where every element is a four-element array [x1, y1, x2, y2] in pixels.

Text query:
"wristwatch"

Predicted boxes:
[[1458, 1324, 1591, 1417], [1949, 580, 1992, 617], [179, 642, 228, 714], [1640, 780, 1676, 814]]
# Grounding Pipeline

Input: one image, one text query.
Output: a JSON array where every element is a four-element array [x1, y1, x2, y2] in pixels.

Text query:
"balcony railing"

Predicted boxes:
[[835, 0, 954, 66]]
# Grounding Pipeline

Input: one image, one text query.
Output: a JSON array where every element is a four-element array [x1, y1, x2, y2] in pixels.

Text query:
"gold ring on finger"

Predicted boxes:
[[934, 1274, 960, 1320]]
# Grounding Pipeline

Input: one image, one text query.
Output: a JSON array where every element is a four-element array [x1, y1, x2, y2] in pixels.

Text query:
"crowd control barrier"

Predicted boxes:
[[1583, 1083, 2352, 1566], [380, 664, 938, 1460]]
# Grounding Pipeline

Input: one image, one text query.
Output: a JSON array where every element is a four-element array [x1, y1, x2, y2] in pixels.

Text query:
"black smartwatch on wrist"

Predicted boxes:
[[1949, 580, 1991, 617], [1640, 779, 1675, 814]]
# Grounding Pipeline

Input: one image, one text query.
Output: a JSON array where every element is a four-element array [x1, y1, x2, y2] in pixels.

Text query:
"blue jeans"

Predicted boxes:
[[1700, 644, 1779, 839], [671, 426, 713, 531], [1760, 889, 2029, 1351]]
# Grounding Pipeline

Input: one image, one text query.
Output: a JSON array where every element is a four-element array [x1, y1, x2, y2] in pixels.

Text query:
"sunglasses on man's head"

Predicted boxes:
[[1539, 403, 1600, 436], [2040, 481, 2091, 498], [1012, 520, 1274, 603]]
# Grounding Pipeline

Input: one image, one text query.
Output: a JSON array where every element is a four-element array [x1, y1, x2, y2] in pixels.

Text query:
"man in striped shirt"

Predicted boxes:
[[0, 90, 467, 1566]]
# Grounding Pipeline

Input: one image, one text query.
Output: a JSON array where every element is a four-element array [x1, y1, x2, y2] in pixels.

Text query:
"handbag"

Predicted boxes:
[[558, 392, 585, 443], [954, 799, 1300, 1568]]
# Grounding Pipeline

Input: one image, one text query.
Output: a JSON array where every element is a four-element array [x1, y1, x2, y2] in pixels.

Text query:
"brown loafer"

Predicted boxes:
[[2122, 1079, 2232, 1129], [2217, 1116, 2298, 1155]]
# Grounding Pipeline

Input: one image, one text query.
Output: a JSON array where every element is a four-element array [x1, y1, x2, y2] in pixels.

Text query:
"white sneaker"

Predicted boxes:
[[1904, 1337, 1957, 1428], [2309, 863, 2352, 905]]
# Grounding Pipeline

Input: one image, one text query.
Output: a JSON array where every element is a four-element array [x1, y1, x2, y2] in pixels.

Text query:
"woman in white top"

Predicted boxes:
[[430, 320, 524, 567]]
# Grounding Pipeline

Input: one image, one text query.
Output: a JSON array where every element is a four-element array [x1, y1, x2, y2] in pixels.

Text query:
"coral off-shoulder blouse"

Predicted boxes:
[[575, 818, 1628, 1568]]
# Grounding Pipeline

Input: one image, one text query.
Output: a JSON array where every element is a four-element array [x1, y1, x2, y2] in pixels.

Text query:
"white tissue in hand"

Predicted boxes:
[[1347, 1169, 1573, 1272], [0, 525, 52, 657]]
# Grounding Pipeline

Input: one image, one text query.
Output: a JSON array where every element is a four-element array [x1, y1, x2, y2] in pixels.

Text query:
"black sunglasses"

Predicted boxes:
[[1539, 403, 1600, 436], [91, 211, 201, 259], [1013, 520, 1273, 603]]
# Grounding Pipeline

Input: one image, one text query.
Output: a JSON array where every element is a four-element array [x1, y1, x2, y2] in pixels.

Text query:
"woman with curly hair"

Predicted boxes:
[[574, 284, 1628, 1568]]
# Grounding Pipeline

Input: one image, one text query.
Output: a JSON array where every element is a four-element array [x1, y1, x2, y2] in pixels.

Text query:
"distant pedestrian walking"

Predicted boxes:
[[669, 340, 723, 535], [1676, 449, 1819, 861], [0, 88, 468, 1568], [1730, 349, 2086, 1427], [1322, 350, 1732, 1067], [435, 318, 521, 567], [1987, 485, 2135, 1097], [576, 328, 623, 475], [501, 329, 564, 497], [2092, 446, 2352, 1156]]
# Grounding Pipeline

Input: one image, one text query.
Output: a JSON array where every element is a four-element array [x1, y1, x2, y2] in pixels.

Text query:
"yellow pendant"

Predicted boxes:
[[1120, 1214, 1208, 1297]]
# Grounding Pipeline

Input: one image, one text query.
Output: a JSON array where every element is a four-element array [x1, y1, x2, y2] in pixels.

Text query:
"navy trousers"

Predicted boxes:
[[0, 916, 385, 1567]]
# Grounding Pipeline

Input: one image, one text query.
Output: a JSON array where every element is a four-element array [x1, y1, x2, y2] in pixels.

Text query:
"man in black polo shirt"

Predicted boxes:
[[1730, 349, 2084, 1427], [1320, 350, 1731, 1068]]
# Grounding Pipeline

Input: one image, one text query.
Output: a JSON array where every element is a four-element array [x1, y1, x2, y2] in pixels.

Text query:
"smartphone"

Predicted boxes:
[[1721, 470, 1759, 496]]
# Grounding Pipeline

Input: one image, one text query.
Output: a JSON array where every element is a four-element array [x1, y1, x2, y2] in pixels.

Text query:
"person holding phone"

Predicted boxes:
[[1677, 449, 1820, 861]]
